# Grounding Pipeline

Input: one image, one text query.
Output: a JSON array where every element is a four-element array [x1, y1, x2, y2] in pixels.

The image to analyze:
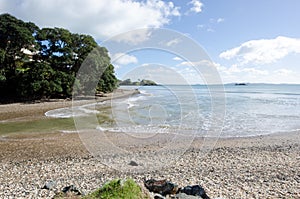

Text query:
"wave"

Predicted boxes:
[[45, 103, 100, 118]]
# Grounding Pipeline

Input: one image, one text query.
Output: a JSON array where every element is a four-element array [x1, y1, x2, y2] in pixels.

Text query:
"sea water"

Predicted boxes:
[[45, 84, 300, 137]]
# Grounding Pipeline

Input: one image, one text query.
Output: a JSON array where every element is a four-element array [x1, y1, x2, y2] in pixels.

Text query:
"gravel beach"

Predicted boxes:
[[0, 92, 299, 198]]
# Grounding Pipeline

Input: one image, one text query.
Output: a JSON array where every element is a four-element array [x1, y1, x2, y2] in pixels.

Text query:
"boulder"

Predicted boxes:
[[62, 185, 82, 195], [178, 185, 210, 199], [41, 180, 56, 190], [144, 179, 178, 196], [129, 160, 139, 166]]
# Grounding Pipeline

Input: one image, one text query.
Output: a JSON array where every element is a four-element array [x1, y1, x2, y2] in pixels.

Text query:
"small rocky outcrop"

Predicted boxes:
[[53, 185, 83, 198], [144, 179, 178, 196], [144, 179, 210, 199]]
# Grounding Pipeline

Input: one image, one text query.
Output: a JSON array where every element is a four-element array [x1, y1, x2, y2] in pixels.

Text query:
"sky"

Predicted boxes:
[[1, 0, 300, 84]]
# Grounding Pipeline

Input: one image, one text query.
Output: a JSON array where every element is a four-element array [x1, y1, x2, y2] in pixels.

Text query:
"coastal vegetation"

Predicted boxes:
[[83, 179, 149, 199], [0, 13, 118, 101], [119, 78, 157, 86]]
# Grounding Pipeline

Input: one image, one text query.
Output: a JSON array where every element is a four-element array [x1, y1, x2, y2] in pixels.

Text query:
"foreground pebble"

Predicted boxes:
[[1, 141, 299, 198]]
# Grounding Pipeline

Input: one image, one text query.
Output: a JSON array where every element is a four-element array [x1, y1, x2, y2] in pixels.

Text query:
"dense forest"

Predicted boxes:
[[0, 13, 117, 101]]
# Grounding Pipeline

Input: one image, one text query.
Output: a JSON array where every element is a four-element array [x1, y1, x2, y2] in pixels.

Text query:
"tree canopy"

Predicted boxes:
[[0, 13, 117, 101]]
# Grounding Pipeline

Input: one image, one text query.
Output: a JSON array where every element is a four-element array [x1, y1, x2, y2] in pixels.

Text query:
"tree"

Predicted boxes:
[[71, 34, 97, 73], [17, 62, 62, 98], [75, 46, 112, 95], [0, 13, 39, 96], [36, 28, 74, 70], [97, 64, 118, 93], [0, 14, 118, 101]]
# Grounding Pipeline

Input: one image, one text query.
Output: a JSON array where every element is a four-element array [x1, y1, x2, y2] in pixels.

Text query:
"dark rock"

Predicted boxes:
[[53, 185, 83, 199], [41, 180, 56, 190], [144, 179, 178, 196], [62, 185, 82, 195], [129, 160, 138, 166], [179, 185, 210, 199]]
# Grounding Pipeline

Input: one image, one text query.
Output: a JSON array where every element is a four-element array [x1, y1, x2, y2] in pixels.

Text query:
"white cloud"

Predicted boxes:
[[275, 68, 293, 76], [197, 24, 205, 29], [113, 29, 153, 45], [173, 56, 183, 61], [165, 38, 181, 47], [206, 28, 214, 32], [219, 36, 300, 65], [111, 53, 138, 65], [217, 18, 225, 23], [180, 60, 300, 84], [177, 60, 218, 67], [197, 17, 223, 32], [218, 64, 269, 76], [0, 0, 180, 41], [188, 0, 203, 14]]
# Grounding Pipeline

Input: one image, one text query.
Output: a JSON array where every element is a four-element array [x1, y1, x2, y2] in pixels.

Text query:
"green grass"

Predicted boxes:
[[0, 118, 76, 135], [84, 179, 150, 199]]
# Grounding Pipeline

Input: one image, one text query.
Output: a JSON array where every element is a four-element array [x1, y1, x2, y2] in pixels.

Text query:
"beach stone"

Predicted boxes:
[[129, 160, 138, 166], [144, 179, 178, 196], [172, 192, 203, 199], [41, 180, 56, 190], [53, 185, 83, 198], [154, 193, 167, 199], [179, 185, 210, 199], [62, 185, 82, 195]]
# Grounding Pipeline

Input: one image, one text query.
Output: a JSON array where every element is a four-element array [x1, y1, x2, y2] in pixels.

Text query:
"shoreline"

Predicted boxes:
[[0, 88, 139, 122], [0, 89, 299, 198]]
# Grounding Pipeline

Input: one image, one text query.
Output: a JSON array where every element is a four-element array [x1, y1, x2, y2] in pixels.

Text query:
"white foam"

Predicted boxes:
[[45, 103, 100, 118], [45, 107, 74, 118], [96, 126, 122, 132], [139, 90, 152, 96], [60, 130, 78, 134]]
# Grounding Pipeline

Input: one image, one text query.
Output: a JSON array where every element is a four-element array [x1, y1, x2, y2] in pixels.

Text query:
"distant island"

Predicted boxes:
[[119, 79, 157, 86], [235, 83, 248, 86]]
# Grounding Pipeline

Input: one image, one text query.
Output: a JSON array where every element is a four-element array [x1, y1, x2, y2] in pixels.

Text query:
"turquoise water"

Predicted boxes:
[[46, 84, 300, 137]]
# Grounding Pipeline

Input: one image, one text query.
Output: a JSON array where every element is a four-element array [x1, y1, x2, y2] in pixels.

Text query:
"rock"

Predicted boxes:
[[154, 193, 167, 199], [144, 179, 178, 196], [129, 160, 138, 166], [53, 184, 83, 198], [62, 185, 82, 195], [41, 180, 56, 190], [172, 192, 203, 199], [179, 185, 210, 199]]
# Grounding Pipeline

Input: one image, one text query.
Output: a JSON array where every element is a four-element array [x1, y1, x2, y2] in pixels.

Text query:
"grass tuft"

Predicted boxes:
[[84, 179, 150, 199]]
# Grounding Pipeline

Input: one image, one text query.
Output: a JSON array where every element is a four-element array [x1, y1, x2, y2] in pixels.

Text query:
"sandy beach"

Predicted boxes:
[[0, 91, 299, 198]]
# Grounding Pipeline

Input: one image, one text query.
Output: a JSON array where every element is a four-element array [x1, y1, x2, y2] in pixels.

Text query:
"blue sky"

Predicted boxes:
[[1, 0, 300, 84]]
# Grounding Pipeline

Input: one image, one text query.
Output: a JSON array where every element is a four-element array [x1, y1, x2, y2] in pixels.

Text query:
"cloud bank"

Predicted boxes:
[[220, 36, 300, 65], [0, 0, 180, 41]]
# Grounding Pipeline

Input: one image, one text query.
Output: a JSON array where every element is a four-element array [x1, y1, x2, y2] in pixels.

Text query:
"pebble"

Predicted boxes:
[[0, 141, 299, 198]]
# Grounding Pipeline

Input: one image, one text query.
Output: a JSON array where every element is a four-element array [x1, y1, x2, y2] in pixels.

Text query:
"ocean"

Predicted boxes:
[[46, 84, 300, 137]]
